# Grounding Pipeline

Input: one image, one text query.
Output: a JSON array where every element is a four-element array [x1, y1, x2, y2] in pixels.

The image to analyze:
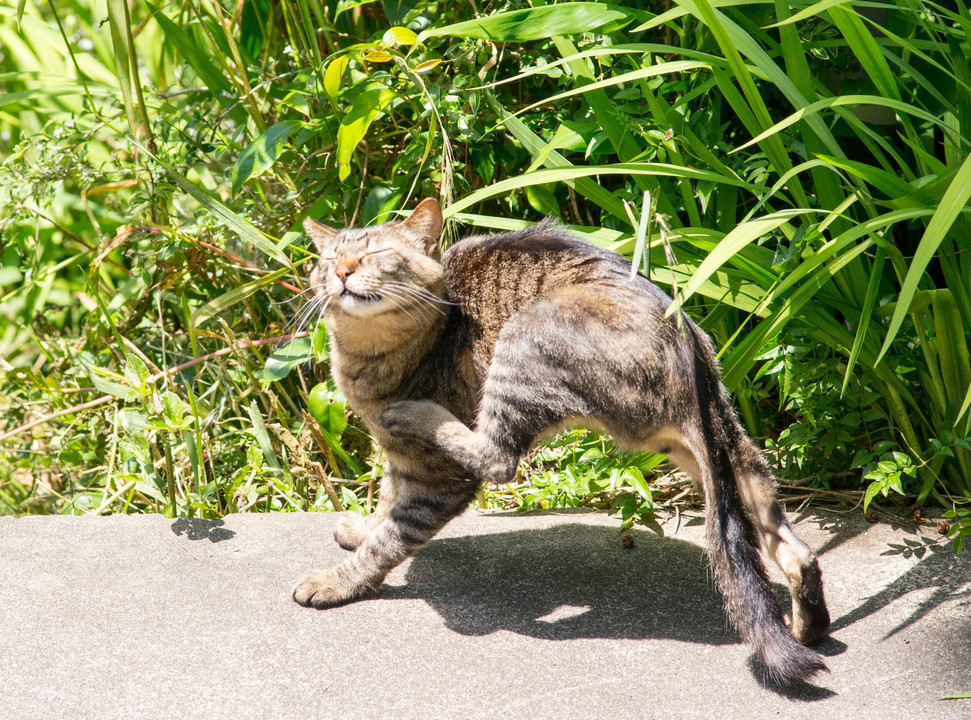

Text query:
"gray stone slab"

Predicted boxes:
[[0, 508, 968, 719]]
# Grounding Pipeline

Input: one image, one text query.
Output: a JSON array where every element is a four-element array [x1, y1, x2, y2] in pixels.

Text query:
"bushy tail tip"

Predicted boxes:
[[754, 626, 829, 684]]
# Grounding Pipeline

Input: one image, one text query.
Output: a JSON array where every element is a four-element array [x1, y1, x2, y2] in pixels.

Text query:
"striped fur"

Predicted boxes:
[[293, 199, 830, 683]]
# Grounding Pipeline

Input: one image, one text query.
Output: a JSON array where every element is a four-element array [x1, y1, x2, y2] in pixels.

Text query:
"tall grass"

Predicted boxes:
[[0, 1, 968, 543]]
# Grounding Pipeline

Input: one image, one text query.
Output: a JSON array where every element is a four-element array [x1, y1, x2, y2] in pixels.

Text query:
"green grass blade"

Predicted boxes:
[[933, 290, 971, 422], [733, 95, 960, 156], [417, 3, 634, 43], [550, 36, 651, 195], [443, 163, 763, 219], [104, 0, 137, 135], [512, 61, 712, 119], [145, 2, 247, 125], [483, 91, 630, 222], [127, 135, 291, 268], [671, 209, 811, 312], [879, 152, 971, 363], [191, 268, 290, 328], [841, 246, 885, 397]]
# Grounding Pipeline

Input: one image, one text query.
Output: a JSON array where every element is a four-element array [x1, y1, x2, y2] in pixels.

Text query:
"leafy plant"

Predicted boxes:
[[0, 0, 969, 552]]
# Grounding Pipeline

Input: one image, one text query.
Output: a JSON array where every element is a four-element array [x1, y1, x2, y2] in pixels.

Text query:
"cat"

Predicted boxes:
[[294, 198, 831, 683]]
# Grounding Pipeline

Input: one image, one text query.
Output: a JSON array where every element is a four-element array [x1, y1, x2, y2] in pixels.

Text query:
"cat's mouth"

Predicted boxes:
[[340, 288, 380, 303]]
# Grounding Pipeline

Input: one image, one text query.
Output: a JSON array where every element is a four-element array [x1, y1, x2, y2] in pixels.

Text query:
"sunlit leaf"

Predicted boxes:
[[337, 86, 397, 182], [233, 120, 302, 194]]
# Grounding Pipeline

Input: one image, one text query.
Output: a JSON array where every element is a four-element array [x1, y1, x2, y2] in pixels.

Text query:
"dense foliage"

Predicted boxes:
[[1, 0, 969, 547]]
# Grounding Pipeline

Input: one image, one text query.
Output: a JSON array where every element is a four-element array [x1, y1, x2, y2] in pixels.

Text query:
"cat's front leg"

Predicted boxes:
[[293, 470, 476, 609]]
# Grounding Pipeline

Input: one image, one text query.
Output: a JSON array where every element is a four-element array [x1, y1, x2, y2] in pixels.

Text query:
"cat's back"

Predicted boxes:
[[441, 221, 670, 322]]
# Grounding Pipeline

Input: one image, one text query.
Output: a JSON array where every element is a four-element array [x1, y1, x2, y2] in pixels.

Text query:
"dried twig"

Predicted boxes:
[[311, 461, 344, 512]]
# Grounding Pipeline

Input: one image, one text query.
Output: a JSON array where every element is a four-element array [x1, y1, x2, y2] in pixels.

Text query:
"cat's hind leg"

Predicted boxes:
[[730, 438, 830, 645], [293, 465, 477, 608]]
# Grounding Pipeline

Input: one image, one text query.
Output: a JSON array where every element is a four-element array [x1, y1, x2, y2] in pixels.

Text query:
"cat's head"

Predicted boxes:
[[303, 198, 445, 320]]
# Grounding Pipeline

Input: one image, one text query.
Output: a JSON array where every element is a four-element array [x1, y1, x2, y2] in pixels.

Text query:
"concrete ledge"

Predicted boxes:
[[1, 508, 968, 718]]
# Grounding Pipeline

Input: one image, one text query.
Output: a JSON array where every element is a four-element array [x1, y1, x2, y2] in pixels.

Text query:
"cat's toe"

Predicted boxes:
[[380, 401, 427, 438]]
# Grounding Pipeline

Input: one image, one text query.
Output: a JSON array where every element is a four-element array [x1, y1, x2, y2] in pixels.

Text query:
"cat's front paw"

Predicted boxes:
[[292, 569, 375, 608], [380, 400, 442, 442]]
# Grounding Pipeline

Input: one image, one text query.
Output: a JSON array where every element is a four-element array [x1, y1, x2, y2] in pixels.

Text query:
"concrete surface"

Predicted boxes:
[[0, 507, 969, 719]]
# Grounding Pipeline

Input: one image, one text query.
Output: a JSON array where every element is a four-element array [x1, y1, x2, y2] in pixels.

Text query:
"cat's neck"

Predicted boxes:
[[327, 309, 445, 360]]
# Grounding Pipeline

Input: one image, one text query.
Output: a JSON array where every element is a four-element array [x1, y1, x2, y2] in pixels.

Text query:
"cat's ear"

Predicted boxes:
[[303, 217, 338, 254], [402, 198, 443, 258]]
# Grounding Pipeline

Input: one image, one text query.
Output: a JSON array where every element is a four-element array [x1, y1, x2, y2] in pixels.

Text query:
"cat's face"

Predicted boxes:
[[303, 198, 445, 320]]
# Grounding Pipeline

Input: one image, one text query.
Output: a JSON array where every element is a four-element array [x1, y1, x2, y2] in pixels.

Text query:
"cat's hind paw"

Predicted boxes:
[[333, 513, 370, 551]]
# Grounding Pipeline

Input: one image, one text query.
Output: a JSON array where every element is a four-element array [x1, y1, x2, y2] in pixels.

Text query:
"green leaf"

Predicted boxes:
[[879, 151, 971, 363], [247, 400, 281, 471], [85, 366, 137, 402], [383, 27, 417, 46], [863, 480, 883, 512], [262, 336, 314, 385], [121, 434, 152, 465], [123, 354, 149, 387], [525, 185, 560, 216], [418, 3, 633, 43], [233, 120, 302, 194], [162, 391, 184, 427], [337, 86, 397, 182], [413, 59, 440, 73], [324, 56, 350, 104], [315, 400, 348, 438]]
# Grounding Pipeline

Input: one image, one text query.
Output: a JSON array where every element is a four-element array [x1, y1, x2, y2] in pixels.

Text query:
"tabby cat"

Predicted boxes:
[[293, 198, 831, 682]]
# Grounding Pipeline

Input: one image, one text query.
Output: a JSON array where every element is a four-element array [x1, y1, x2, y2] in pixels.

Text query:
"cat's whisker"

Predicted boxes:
[[289, 293, 329, 333], [381, 283, 449, 317], [273, 286, 318, 306], [381, 287, 444, 320], [378, 289, 426, 322], [383, 281, 456, 307]]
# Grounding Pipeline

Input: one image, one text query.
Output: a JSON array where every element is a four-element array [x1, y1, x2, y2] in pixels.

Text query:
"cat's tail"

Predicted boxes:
[[687, 324, 827, 684]]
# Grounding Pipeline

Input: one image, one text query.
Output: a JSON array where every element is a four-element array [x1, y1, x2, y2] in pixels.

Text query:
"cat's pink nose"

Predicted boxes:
[[335, 260, 357, 281]]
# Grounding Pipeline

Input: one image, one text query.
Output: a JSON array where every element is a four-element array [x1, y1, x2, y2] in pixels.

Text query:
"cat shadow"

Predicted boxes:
[[389, 522, 730, 643], [385, 521, 837, 698]]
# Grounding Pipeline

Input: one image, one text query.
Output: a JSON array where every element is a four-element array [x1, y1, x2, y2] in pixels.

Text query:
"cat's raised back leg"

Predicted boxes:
[[293, 461, 478, 608]]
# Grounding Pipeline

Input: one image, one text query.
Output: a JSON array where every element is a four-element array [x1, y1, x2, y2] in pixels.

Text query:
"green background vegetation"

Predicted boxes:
[[1, 0, 969, 548]]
